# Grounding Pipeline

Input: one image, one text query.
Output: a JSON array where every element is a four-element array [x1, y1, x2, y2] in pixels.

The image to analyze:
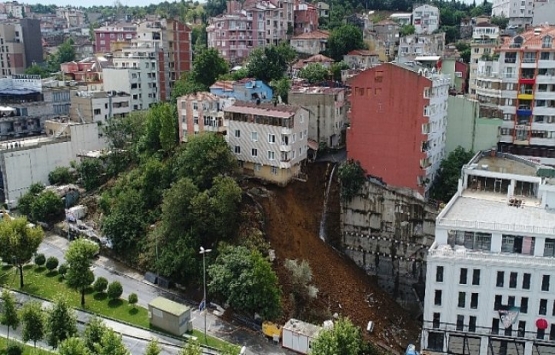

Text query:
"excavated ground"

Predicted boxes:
[[255, 162, 421, 353]]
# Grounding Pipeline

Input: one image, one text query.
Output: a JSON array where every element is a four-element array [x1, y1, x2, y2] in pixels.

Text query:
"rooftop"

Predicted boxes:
[[283, 319, 321, 338], [471, 155, 538, 176], [346, 49, 378, 56], [149, 297, 190, 317], [177, 91, 221, 101], [289, 86, 345, 94], [499, 25, 555, 50], [291, 29, 329, 40], [224, 101, 299, 118]]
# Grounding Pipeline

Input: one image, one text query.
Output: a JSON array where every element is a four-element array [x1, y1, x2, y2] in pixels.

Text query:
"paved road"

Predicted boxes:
[[37, 234, 294, 355]]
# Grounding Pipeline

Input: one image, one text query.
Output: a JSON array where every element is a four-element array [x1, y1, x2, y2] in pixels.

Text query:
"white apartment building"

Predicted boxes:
[[224, 101, 308, 185], [412, 4, 439, 35], [176, 92, 235, 142], [103, 46, 159, 110], [469, 23, 500, 96], [422, 149, 555, 355], [492, 0, 536, 26], [70, 91, 131, 125]]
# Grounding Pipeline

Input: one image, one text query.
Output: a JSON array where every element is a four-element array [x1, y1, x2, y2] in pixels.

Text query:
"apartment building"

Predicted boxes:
[[397, 33, 445, 62], [290, 29, 329, 55], [412, 4, 440, 35], [206, 0, 294, 64], [0, 1, 29, 19], [69, 91, 131, 125], [224, 101, 308, 185], [347, 63, 450, 196], [0, 19, 42, 76], [176, 92, 235, 142], [94, 22, 137, 53], [422, 149, 555, 355], [492, 0, 536, 26], [533, 1, 555, 25], [343, 50, 380, 70], [288, 86, 346, 149], [61, 56, 111, 89], [316, 2, 329, 18], [293, 2, 318, 35], [475, 26, 555, 165], [55, 7, 86, 28], [210, 78, 273, 102], [469, 22, 500, 97]]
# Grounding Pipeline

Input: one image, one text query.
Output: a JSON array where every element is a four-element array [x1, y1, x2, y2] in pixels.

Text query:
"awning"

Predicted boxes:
[[415, 56, 441, 62], [307, 139, 319, 151]]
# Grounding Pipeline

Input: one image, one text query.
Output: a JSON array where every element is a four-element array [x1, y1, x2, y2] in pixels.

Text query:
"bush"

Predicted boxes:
[[48, 166, 75, 185], [45, 256, 59, 271], [128, 293, 138, 308], [107, 281, 123, 300], [6, 343, 23, 355], [34, 253, 46, 267], [93, 277, 108, 293], [58, 263, 69, 277]]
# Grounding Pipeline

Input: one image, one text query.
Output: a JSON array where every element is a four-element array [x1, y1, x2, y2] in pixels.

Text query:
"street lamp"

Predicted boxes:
[[199, 246, 212, 343]]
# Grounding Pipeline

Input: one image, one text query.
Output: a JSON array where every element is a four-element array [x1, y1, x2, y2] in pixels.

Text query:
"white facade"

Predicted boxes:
[[492, 0, 536, 26], [70, 91, 131, 124], [0, 123, 106, 207], [422, 150, 555, 355], [469, 24, 500, 96], [225, 102, 308, 185], [412, 4, 439, 35], [282, 319, 321, 355]]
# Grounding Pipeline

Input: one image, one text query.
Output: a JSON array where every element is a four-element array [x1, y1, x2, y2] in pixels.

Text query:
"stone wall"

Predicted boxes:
[[341, 177, 438, 314]]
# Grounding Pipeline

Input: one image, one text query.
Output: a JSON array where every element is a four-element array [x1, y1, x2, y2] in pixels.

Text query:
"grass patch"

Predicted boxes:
[[0, 264, 149, 328], [191, 329, 240, 350], [0, 336, 53, 355]]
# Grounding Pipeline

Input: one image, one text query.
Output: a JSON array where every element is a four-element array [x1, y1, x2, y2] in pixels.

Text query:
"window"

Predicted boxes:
[[523, 273, 531, 289], [521, 297, 528, 313], [433, 313, 441, 328], [300, 114, 304, 123], [538, 328, 545, 340], [93, 109, 101, 115], [268, 151, 275, 160], [456, 315, 464, 331], [434, 290, 442, 306], [542, 275, 550, 291], [518, 321, 526, 337], [469, 316, 477, 332], [494, 295, 502, 310], [458, 292, 466, 308], [235, 130, 241, 138], [268, 134, 276, 143], [471, 293, 478, 309], [540, 299, 548, 315], [436, 266, 444, 282], [251, 148, 258, 157], [551, 324, 555, 341], [459, 268, 468, 285], [234, 146, 241, 154], [508, 296, 515, 307], [510, 272, 518, 288], [271, 166, 278, 175], [472, 269, 480, 285], [492, 318, 500, 334], [251, 131, 258, 141], [254, 163, 261, 171], [496, 271, 504, 287]]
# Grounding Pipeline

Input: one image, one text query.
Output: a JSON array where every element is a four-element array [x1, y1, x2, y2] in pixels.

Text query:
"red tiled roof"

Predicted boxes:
[[291, 29, 329, 39], [346, 49, 378, 56], [224, 101, 299, 118], [499, 25, 555, 50], [210, 80, 234, 91]]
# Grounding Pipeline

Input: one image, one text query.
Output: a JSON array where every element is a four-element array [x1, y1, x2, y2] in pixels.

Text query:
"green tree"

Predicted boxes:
[[247, 43, 296, 83], [17, 183, 45, 220], [77, 158, 104, 191], [5, 343, 23, 355], [93, 277, 108, 293], [128, 293, 138, 309], [327, 25, 365, 61], [399, 24, 415, 36], [310, 317, 363, 355], [20, 301, 46, 348], [25, 64, 50, 78], [103, 111, 147, 152], [284, 259, 318, 316], [56, 38, 76, 64], [171, 72, 206, 103], [298, 63, 329, 84], [30, 190, 65, 223], [330, 61, 350, 82], [174, 133, 238, 190], [65, 239, 100, 307], [95, 328, 129, 355], [107, 281, 123, 301], [154, 103, 178, 154], [46, 297, 78, 348], [190, 48, 229, 88], [270, 78, 291, 103], [0, 289, 19, 340], [179, 339, 202, 355], [48, 166, 75, 185], [83, 317, 107, 353], [144, 339, 161, 355], [58, 263, 69, 278], [491, 15, 509, 29], [59, 337, 90, 355], [455, 42, 471, 63], [209, 245, 281, 320], [429, 147, 475, 202], [45, 256, 59, 272], [0, 217, 44, 288], [338, 160, 366, 202], [34, 253, 46, 267]]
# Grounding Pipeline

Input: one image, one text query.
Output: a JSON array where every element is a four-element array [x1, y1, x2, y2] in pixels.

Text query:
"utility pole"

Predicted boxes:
[[199, 246, 212, 344]]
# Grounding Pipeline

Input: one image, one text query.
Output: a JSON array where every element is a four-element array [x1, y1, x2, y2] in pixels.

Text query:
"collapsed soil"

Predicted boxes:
[[255, 162, 421, 353]]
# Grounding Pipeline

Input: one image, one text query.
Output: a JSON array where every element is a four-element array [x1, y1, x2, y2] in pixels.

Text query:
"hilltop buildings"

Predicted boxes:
[[469, 22, 500, 97], [422, 149, 555, 355]]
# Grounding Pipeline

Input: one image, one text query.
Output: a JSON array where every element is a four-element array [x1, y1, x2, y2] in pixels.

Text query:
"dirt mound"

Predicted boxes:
[[256, 163, 421, 352]]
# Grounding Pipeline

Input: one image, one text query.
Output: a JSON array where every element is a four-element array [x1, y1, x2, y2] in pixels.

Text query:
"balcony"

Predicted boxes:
[[538, 60, 555, 69], [517, 108, 532, 116], [279, 144, 291, 152], [517, 93, 534, 100], [513, 138, 530, 145], [519, 77, 535, 85], [281, 127, 292, 135]]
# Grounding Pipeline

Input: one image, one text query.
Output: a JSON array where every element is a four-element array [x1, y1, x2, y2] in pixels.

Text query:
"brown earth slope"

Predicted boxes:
[[256, 162, 421, 353]]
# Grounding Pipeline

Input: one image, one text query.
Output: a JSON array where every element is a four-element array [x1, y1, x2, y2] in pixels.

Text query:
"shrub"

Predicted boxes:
[[107, 281, 123, 300], [128, 293, 138, 308], [93, 277, 108, 293], [34, 253, 46, 267], [58, 263, 69, 277], [6, 343, 23, 355], [48, 166, 75, 185], [45, 256, 59, 271]]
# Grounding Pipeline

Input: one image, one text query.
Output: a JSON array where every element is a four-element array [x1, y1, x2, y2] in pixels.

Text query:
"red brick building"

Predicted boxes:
[[347, 63, 450, 196], [94, 22, 137, 53], [293, 1, 319, 35]]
